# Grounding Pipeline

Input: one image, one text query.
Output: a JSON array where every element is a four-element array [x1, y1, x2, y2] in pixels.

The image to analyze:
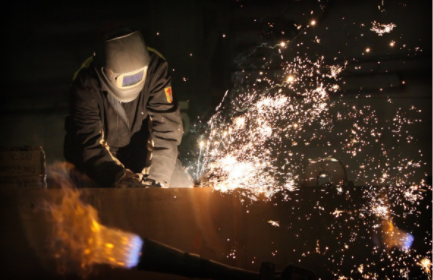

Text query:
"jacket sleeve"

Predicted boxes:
[[146, 58, 184, 185], [69, 71, 125, 186]]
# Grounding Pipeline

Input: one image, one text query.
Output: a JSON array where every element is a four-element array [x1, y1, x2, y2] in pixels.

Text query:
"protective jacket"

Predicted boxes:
[[64, 51, 183, 187]]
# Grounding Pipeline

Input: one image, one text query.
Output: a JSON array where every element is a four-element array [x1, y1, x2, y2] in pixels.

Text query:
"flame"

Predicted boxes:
[[382, 221, 414, 251], [47, 163, 142, 276], [371, 199, 414, 251]]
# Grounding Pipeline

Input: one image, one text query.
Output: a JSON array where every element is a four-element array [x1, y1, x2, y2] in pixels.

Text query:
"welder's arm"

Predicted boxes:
[[69, 75, 126, 187], [146, 60, 183, 186]]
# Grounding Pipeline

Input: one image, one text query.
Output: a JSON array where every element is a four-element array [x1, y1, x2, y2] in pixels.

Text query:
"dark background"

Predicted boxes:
[[0, 0, 431, 182]]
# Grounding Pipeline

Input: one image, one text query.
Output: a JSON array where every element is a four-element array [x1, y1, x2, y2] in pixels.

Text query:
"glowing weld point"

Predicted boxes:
[[390, 40, 395, 47], [280, 42, 286, 47], [310, 20, 316, 26], [126, 235, 143, 268], [365, 48, 371, 53]]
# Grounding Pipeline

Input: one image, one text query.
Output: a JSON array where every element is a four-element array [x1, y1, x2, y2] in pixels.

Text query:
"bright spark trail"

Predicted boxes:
[[188, 1, 431, 279]]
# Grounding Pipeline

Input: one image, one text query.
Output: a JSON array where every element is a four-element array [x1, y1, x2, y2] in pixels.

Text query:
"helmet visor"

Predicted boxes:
[[104, 66, 148, 89]]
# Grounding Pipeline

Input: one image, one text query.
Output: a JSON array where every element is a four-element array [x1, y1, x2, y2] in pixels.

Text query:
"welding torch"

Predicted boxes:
[[137, 238, 316, 280]]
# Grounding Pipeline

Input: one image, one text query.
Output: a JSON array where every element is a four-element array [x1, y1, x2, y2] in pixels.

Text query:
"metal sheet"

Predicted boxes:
[[0, 187, 430, 279]]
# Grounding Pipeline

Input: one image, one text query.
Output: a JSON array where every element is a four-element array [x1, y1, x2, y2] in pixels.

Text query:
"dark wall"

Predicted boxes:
[[1, 0, 431, 184]]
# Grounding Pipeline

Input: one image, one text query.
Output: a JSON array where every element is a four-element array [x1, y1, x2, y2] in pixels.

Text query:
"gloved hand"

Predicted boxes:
[[140, 175, 164, 188], [114, 169, 142, 188]]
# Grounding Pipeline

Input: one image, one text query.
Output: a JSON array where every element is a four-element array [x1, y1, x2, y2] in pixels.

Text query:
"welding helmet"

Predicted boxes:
[[94, 30, 150, 102]]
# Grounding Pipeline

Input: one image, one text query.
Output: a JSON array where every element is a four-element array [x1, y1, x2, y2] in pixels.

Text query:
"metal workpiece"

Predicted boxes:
[[137, 238, 316, 279], [138, 237, 261, 280], [0, 185, 430, 279]]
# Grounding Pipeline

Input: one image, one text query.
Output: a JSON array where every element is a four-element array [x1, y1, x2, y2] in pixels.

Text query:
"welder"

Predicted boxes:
[[64, 26, 193, 188]]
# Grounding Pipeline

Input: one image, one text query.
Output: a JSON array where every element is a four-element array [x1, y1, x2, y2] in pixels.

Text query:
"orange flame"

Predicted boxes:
[[381, 220, 414, 251], [46, 163, 142, 277]]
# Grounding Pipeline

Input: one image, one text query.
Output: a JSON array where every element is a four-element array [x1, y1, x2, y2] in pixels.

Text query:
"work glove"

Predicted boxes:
[[114, 169, 142, 188], [140, 174, 165, 188]]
